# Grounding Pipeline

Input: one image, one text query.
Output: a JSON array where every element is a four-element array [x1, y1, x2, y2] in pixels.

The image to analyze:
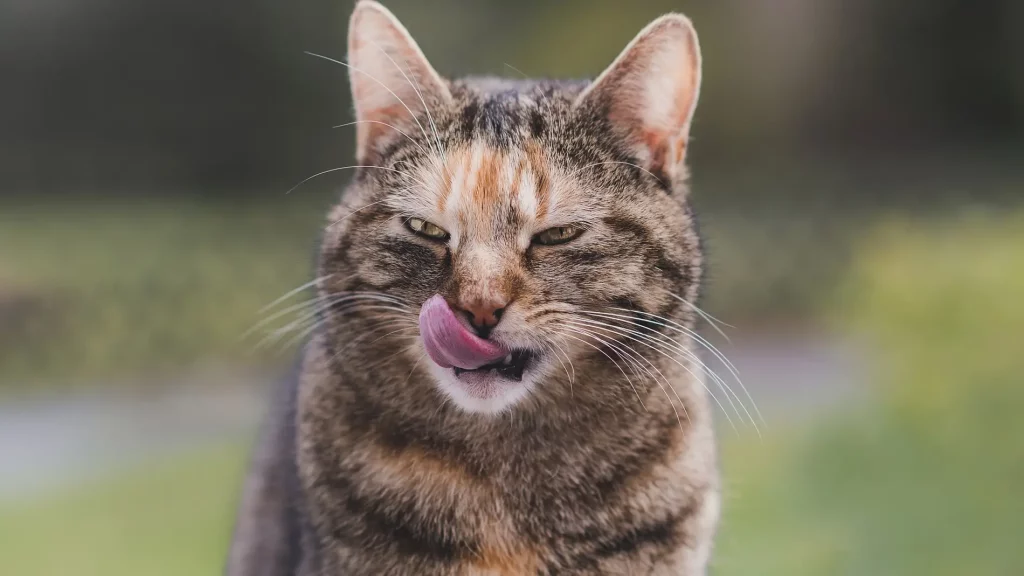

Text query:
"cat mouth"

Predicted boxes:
[[452, 349, 535, 382]]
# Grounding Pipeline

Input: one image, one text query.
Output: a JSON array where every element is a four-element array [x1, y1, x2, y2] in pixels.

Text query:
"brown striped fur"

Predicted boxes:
[[229, 2, 718, 574]]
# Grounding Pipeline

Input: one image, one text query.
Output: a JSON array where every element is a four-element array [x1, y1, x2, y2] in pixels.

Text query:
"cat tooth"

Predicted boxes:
[[503, 354, 513, 365]]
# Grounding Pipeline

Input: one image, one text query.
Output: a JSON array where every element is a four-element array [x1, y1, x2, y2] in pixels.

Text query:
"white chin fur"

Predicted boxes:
[[426, 362, 535, 414]]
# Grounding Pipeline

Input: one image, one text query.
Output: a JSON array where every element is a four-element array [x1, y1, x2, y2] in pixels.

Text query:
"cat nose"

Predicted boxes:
[[455, 298, 507, 339]]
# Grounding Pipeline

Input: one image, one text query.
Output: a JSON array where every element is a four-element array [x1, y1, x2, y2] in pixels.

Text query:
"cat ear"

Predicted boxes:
[[347, 1, 450, 161], [575, 14, 702, 184]]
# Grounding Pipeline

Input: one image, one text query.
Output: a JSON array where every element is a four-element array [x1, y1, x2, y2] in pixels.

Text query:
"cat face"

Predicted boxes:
[[318, 1, 703, 414]]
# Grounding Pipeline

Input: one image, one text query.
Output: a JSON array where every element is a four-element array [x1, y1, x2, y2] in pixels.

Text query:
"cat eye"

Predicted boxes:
[[532, 225, 583, 246], [404, 217, 449, 241]]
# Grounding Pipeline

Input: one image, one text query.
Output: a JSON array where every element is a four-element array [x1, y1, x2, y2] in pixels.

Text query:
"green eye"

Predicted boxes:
[[533, 225, 583, 246], [405, 217, 449, 240]]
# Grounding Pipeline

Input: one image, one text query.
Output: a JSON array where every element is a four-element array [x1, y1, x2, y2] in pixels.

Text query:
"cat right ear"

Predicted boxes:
[[347, 1, 450, 162], [575, 14, 702, 186]]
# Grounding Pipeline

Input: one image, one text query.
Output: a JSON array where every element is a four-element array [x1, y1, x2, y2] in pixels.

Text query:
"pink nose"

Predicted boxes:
[[451, 297, 507, 338], [419, 295, 507, 369]]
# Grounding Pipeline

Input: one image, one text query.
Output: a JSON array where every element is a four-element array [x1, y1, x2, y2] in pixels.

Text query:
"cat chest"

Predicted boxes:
[[323, 443, 690, 575]]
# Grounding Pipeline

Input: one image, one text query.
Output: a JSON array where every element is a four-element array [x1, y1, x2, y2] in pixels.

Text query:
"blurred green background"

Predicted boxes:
[[1, 0, 1022, 574]]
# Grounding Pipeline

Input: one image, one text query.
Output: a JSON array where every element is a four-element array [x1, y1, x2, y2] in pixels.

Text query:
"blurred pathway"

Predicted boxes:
[[0, 333, 865, 501], [704, 331, 866, 424], [0, 371, 270, 501]]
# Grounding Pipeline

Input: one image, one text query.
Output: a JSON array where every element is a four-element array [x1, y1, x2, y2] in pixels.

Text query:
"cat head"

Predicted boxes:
[[318, 0, 704, 415]]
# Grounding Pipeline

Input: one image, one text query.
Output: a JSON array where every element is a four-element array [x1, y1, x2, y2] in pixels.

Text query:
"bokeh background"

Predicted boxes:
[[2, 0, 1022, 574]]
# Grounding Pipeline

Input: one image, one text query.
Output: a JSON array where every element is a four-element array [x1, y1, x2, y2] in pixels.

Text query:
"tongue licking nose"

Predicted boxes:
[[419, 294, 507, 369]]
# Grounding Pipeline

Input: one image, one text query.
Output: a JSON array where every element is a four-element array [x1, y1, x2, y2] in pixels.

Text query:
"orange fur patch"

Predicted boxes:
[[372, 445, 478, 490], [434, 143, 554, 235], [474, 150, 502, 208], [525, 143, 551, 220], [466, 541, 542, 575], [436, 150, 459, 211]]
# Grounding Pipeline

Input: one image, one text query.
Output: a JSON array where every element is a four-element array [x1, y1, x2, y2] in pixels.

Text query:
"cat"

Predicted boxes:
[[227, 1, 719, 574]]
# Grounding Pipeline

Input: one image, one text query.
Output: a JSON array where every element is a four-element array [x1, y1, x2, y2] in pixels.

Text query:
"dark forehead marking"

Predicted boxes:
[[457, 100, 480, 138], [529, 108, 546, 138], [602, 215, 651, 240], [445, 78, 595, 157], [477, 92, 524, 148]]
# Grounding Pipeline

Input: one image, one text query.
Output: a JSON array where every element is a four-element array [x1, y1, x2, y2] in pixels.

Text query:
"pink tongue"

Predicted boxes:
[[419, 294, 506, 370]]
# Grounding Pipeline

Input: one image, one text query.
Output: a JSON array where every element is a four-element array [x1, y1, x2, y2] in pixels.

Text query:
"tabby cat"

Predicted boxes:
[[228, 2, 719, 574]]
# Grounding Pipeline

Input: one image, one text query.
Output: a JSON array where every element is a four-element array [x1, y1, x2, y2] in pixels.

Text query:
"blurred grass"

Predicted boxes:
[[716, 212, 1024, 575], [0, 197, 328, 389], [0, 444, 246, 576]]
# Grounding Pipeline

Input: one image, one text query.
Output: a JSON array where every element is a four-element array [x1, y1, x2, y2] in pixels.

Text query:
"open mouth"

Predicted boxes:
[[453, 349, 535, 381]]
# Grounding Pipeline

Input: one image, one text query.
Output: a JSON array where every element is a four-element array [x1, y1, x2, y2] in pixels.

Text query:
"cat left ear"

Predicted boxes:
[[575, 14, 702, 185], [347, 1, 451, 162]]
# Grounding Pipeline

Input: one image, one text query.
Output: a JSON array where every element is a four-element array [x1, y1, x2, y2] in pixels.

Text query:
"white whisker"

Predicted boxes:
[[366, 39, 449, 169], [660, 288, 735, 340], [545, 335, 576, 384], [567, 316, 735, 433], [328, 198, 394, 228], [326, 320, 419, 363], [244, 293, 355, 340], [611, 307, 765, 429], [560, 323, 688, 432], [573, 160, 666, 187], [553, 329, 647, 411], [304, 50, 436, 155], [258, 275, 333, 314], [503, 63, 529, 78], [332, 120, 430, 157], [247, 294, 411, 348], [285, 165, 428, 196], [574, 313, 742, 420]]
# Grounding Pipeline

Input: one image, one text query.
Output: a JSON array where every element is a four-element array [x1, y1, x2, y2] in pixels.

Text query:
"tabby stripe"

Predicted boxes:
[[592, 514, 681, 558]]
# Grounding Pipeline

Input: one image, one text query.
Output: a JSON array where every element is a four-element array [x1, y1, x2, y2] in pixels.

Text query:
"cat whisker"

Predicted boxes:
[[612, 307, 742, 386], [366, 39, 449, 171], [346, 339, 422, 375], [402, 352, 427, 386], [576, 313, 740, 416], [244, 293, 359, 341], [567, 316, 736, 433], [255, 315, 322, 352], [581, 310, 753, 433], [279, 316, 335, 351], [248, 296, 413, 351], [259, 275, 335, 314], [429, 394, 451, 424], [561, 325, 688, 434], [543, 334, 576, 385], [609, 307, 765, 429], [330, 292, 411, 307], [333, 120, 430, 157], [560, 323, 689, 432], [304, 50, 437, 156], [286, 165, 428, 196], [253, 291, 409, 329], [573, 160, 666, 188], [328, 198, 399, 228], [326, 320, 420, 364], [524, 303, 577, 322], [539, 339, 575, 397], [553, 329, 646, 411], [659, 288, 735, 340], [503, 62, 529, 79]]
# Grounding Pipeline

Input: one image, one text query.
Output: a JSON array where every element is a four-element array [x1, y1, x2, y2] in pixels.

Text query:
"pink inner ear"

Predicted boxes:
[[347, 2, 450, 161], [639, 130, 689, 180], [577, 15, 701, 175]]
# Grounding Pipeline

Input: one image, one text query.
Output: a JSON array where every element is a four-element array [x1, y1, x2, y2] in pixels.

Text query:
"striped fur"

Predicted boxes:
[[229, 2, 718, 574]]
